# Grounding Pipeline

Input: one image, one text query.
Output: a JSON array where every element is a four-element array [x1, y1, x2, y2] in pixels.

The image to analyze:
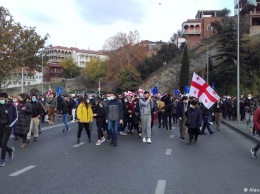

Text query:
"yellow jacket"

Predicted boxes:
[[76, 102, 93, 123], [157, 100, 165, 111]]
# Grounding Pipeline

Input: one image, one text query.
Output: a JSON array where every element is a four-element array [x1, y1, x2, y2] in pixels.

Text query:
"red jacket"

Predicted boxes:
[[253, 107, 260, 130]]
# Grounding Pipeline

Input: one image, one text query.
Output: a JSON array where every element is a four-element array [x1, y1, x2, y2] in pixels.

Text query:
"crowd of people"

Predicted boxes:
[[0, 90, 260, 167]]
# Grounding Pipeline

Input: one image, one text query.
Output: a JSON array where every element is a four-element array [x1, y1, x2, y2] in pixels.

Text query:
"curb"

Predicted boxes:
[[222, 120, 259, 144]]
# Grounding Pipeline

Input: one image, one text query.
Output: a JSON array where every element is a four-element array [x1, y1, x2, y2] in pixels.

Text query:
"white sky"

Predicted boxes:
[[0, 0, 234, 50]]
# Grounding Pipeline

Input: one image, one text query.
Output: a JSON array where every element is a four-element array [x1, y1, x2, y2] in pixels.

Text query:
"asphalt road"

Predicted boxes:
[[0, 119, 259, 194]]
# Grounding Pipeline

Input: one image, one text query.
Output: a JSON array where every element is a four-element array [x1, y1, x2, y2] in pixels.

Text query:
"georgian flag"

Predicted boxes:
[[189, 72, 220, 109], [47, 85, 52, 96], [138, 89, 145, 95], [124, 91, 135, 97]]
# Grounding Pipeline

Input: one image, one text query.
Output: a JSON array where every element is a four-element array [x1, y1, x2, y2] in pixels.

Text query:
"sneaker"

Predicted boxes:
[[210, 132, 215, 135], [138, 133, 142, 138], [0, 159, 5, 167], [8, 147, 15, 160], [202, 132, 207, 135], [66, 128, 70, 132], [71, 120, 75, 123], [120, 131, 127, 136], [187, 142, 192, 145], [96, 140, 102, 146], [112, 142, 117, 147], [251, 149, 257, 159], [142, 138, 147, 143], [20, 143, 26, 149], [147, 138, 152, 144], [77, 139, 80, 144], [101, 137, 106, 143], [180, 137, 186, 142], [209, 122, 213, 125]]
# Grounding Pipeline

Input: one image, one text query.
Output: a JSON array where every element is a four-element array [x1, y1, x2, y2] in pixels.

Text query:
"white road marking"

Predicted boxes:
[[10, 122, 75, 139], [73, 142, 86, 148], [165, 149, 172, 155], [155, 180, 166, 194], [170, 135, 174, 138], [9, 165, 36, 177]]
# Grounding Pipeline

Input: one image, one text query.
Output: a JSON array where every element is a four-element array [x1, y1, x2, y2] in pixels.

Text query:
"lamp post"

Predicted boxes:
[[41, 50, 44, 95], [236, 0, 240, 123], [197, 42, 209, 83], [98, 77, 102, 95]]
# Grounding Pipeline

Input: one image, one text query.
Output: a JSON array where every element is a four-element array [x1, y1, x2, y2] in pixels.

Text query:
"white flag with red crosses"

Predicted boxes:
[[189, 72, 220, 109]]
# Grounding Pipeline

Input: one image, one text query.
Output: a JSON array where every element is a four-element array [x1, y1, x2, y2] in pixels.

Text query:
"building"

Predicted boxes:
[[235, 0, 260, 35], [182, 10, 223, 48], [2, 67, 42, 89], [43, 45, 107, 79]]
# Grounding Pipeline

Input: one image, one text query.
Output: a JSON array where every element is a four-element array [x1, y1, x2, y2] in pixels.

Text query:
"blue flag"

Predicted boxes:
[[56, 85, 63, 95], [211, 82, 215, 90], [184, 86, 190, 94], [151, 86, 159, 95], [174, 89, 181, 95]]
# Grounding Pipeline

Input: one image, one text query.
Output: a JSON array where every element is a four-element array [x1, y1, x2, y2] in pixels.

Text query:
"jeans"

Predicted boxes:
[[202, 116, 213, 134], [108, 120, 120, 143], [245, 112, 252, 128], [0, 126, 12, 161], [62, 113, 69, 130]]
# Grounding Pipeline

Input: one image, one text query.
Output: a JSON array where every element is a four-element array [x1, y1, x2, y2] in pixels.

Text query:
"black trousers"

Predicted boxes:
[[158, 111, 164, 128], [96, 121, 104, 140], [0, 126, 12, 161], [253, 130, 260, 152], [77, 122, 91, 140], [163, 114, 172, 131], [188, 128, 199, 143]]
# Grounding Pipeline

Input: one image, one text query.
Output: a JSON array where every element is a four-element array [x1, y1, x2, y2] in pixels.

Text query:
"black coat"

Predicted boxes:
[[15, 101, 32, 135], [93, 103, 106, 122], [186, 107, 202, 129]]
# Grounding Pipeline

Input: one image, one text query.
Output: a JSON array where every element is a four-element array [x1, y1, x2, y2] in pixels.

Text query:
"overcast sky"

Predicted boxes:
[[0, 0, 234, 50]]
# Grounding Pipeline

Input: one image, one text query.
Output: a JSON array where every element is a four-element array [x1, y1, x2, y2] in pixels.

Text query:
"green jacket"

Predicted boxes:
[[47, 97, 57, 108]]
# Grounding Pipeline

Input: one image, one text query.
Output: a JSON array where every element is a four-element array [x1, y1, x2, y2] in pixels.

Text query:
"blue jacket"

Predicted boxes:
[[0, 103, 18, 128]]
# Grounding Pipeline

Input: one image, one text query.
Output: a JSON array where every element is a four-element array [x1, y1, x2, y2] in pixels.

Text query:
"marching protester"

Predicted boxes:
[[0, 92, 17, 167], [213, 99, 223, 131], [93, 97, 106, 146], [176, 96, 189, 141], [76, 96, 93, 144], [161, 94, 173, 132], [27, 94, 44, 143], [251, 104, 260, 159], [200, 102, 214, 135], [15, 93, 32, 149], [60, 94, 72, 133], [186, 100, 202, 145], [157, 96, 165, 129], [106, 93, 123, 147], [47, 93, 57, 125], [139, 91, 152, 144]]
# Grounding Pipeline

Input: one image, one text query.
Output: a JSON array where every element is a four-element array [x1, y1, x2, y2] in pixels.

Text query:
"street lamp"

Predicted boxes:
[[98, 77, 102, 95], [197, 42, 209, 83], [41, 50, 44, 95], [236, 1, 240, 123]]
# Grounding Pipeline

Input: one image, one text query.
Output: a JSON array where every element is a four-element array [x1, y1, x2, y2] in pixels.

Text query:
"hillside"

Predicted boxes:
[[139, 37, 221, 94]]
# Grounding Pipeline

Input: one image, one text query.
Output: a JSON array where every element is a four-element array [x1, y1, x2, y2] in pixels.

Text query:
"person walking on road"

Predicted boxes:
[[251, 106, 260, 159], [213, 99, 223, 131], [106, 93, 124, 147], [76, 96, 93, 144], [93, 97, 106, 146], [27, 94, 44, 143], [186, 100, 202, 145], [15, 93, 32, 149], [139, 91, 152, 144], [0, 92, 17, 167], [176, 96, 189, 142], [47, 93, 57, 125], [60, 95, 72, 133]]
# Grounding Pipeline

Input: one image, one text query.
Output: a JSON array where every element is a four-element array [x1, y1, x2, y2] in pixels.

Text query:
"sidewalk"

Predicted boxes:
[[222, 119, 259, 144]]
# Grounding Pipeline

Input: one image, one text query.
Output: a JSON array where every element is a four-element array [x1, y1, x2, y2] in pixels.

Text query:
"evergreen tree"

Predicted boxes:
[[179, 44, 189, 93]]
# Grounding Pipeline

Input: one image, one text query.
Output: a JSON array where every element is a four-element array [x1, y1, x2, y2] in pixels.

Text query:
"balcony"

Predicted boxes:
[[183, 30, 201, 35]]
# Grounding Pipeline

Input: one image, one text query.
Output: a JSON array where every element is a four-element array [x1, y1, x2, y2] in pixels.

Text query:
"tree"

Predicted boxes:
[[0, 6, 49, 89], [116, 65, 142, 93], [85, 58, 108, 82], [103, 31, 148, 80], [179, 44, 190, 92], [60, 58, 80, 78]]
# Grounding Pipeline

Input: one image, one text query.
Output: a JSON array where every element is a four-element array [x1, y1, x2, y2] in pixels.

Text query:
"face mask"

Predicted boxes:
[[124, 99, 128, 103], [248, 97, 252, 100], [32, 98, 36, 102], [0, 100, 5, 104], [87, 100, 90, 103], [13, 99, 17, 103], [89, 97, 92, 100], [41, 98, 44, 101], [190, 104, 194, 108]]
